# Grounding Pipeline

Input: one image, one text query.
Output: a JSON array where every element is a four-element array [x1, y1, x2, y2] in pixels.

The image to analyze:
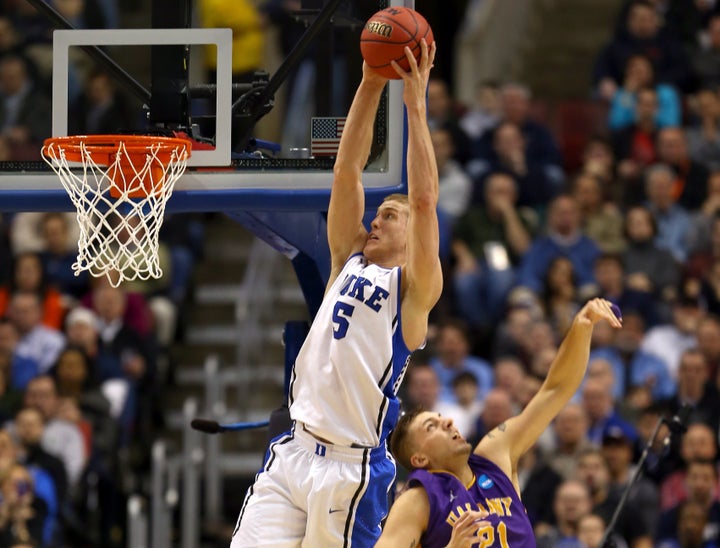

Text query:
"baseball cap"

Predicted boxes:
[[601, 425, 634, 445], [65, 307, 99, 329]]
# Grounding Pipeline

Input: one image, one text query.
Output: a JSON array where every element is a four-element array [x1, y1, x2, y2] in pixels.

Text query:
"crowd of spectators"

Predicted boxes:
[[3, 0, 720, 546], [0, 3, 208, 546], [397, 1, 720, 547]]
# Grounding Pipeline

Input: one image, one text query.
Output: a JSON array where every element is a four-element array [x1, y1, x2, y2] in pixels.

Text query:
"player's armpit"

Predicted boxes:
[[375, 486, 429, 548]]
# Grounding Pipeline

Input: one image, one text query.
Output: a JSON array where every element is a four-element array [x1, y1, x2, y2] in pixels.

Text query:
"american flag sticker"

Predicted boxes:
[[310, 117, 346, 157]]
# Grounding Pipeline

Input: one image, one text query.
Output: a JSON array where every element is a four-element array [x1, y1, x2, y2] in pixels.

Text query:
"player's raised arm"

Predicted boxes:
[[393, 40, 443, 350], [327, 64, 388, 281], [474, 299, 623, 477]]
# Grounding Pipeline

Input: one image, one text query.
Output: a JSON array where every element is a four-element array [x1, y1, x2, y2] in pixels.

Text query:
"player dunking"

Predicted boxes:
[[376, 299, 623, 547], [230, 40, 441, 546]]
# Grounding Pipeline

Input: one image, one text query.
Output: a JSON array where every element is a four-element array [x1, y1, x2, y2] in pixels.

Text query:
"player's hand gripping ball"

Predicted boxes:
[[360, 7, 434, 79]]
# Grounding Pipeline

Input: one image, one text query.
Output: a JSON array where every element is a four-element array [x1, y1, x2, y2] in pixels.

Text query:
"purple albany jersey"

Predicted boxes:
[[407, 454, 536, 547]]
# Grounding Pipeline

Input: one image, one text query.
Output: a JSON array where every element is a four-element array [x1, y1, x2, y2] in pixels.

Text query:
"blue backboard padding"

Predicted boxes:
[[0, 184, 407, 213]]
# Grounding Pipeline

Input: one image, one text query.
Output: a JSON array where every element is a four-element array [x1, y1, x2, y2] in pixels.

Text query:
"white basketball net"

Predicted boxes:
[[42, 138, 190, 287]]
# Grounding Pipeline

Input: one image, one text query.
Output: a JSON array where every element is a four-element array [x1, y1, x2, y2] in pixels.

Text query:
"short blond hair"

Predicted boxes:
[[382, 193, 409, 206]]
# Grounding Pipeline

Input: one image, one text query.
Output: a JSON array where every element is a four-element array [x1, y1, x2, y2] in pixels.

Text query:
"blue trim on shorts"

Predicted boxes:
[[346, 445, 396, 547]]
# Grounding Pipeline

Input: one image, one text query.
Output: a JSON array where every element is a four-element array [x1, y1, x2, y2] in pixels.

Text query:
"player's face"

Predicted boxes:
[[408, 411, 471, 469], [364, 202, 408, 264]]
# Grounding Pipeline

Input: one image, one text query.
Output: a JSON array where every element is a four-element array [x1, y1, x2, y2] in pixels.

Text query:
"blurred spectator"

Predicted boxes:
[[470, 388, 513, 446], [699, 257, 720, 318], [0, 463, 47, 547], [10, 212, 79, 256], [14, 407, 63, 545], [657, 500, 717, 548], [691, 14, 720, 90], [23, 375, 86, 489], [0, 252, 67, 330], [576, 448, 652, 547], [592, 253, 660, 327], [8, 292, 64, 375], [602, 425, 660, 534], [37, 213, 88, 301], [0, 54, 50, 158], [613, 0, 720, 48], [660, 423, 718, 510], [686, 176, 720, 256], [472, 83, 564, 171], [536, 479, 592, 548], [518, 444, 563, 528], [594, 0, 691, 99], [198, 0, 264, 82], [0, 319, 38, 391], [442, 372, 483, 440], [426, 77, 471, 164], [514, 194, 601, 296], [622, 205, 681, 302], [612, 87, 661, 206], [14, 407, 66, 506], [697, 315, 720, 379], [52, 346, 116, 458], [68, 69, 129, 135], [585, 356, 622, 402], [591, 310, 674, 399], [685, 89, 720, 173], [545, 403, 594, 481], [431, 126, 471, 224], [609, 54, 682, 131], [451, 172, 536, 328], [82, 277, 154, 340], [459, 80, 501, 140], [580, 135, 618, 195], [659, 349, 720, 433], [491, 306, 537, 363], [406, 361, 466, 435], [0, 17, 25, 59], [492, 356, 526, 406], [0, 349, 22, 424], [467, 120, 563, 209], [645, 163, 692, 263], [429, 319, 493, 403], [540, 256, 581, 336], [641, 303, 702, 379], [578, 513, 625, 548], [582, 377, 638, 445], [657, 460, 720, 545], [573, 172, 626, 253], [656, 127, 711, 211]]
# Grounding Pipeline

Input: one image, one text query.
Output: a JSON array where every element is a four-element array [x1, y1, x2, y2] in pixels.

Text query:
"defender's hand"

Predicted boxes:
[[576, 298, 623, 329]]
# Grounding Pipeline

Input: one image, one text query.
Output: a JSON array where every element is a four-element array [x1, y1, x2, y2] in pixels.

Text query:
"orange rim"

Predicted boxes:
[[42, 134, 192, 164]]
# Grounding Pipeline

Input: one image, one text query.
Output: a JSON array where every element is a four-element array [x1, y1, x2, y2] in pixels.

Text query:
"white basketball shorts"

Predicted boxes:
[[230, 423, 395, 547]]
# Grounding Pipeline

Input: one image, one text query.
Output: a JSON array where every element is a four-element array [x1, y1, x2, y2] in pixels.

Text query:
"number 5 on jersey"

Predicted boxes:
[[332, 302, 355, 339]]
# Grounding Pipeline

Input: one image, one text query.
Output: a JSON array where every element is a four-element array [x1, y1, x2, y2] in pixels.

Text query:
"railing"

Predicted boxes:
[[128, 398, 204, 548], [128, 355, 270, 547]]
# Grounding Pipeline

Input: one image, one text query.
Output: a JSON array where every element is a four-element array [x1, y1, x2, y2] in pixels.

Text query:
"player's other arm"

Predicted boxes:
[[396, 41, 443, 351], [375, 487, 428, 548], [474, 299, 622, 476], [326, 66, 388, 283]]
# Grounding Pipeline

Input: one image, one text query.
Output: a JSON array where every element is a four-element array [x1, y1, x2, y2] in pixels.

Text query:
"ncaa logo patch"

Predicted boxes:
[[477, 474, 494, 489]]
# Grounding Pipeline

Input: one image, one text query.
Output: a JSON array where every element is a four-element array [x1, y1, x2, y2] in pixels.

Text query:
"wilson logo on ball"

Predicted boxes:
[[365, 21, 393, 38]]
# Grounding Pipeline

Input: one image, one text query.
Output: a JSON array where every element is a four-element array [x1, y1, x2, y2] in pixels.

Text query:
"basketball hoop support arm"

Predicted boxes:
[[231, 0, 348, 151], [24, 0, 151, 104]]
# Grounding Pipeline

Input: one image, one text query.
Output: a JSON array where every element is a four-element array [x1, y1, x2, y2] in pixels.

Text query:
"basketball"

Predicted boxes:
[[360, 7, 434, 80]]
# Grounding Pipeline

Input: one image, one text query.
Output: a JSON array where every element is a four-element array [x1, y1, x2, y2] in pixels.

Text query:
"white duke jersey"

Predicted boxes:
[[289, 253, 413, 447]]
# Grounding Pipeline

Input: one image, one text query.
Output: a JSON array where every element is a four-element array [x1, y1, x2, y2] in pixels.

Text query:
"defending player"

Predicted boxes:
[[376, 299, 623, 547], [231, 40, 442, 546]]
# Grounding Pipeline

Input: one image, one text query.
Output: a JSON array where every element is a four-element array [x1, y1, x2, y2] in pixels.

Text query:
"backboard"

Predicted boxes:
[[0, 0, 408, 213]]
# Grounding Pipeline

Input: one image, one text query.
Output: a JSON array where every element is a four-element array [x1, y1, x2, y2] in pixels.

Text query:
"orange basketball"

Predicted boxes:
[[360, 7, 434, 80]]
